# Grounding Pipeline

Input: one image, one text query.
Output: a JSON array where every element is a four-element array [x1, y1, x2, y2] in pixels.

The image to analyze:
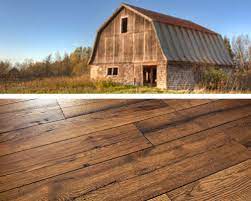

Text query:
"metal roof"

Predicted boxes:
[[89, 4, 233, 66], [124, 4, 217, 35], [153, 22, 233, 65]]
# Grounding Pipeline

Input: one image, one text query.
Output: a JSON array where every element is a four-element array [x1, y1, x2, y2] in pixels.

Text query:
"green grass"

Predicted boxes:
[[0, 75, 250, 94]]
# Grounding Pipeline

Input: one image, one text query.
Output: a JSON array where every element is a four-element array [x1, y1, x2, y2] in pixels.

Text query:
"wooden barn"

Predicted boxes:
[[89, 3, 233, 89]]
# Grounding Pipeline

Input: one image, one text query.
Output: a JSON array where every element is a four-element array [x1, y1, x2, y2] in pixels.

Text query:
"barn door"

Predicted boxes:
[[143, 66, 157, 87]]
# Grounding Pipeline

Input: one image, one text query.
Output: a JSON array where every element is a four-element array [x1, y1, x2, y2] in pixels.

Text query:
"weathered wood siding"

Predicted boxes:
[[90, 7, 167, 89], [92, 8, 165, 64]]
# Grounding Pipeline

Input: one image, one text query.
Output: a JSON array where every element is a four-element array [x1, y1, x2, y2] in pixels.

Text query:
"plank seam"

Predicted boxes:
[[56, 100, 66, 120], [0, 134, 148, 178], [0, 143, 153, 194], [166, 158, 251, 197], [71, 142, 240, 200], [148, 114, 251, 147]]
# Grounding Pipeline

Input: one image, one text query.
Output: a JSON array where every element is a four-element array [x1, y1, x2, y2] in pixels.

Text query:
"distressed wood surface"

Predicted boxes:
[[0, 99, 250, 201], [168, 160, 251, 201]]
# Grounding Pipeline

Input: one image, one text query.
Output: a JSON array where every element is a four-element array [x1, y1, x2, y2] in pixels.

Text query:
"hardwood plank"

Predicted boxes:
[[164, 99, 214, 110], [76, 143, 249, 201], [0, 99, 58, 114], [0, 124, 149, 176], [0, 103, 65, 134], [57, 100, 102, 108], [136, 100, 251, 145], [0, 124, 244, 200], [0, 124, 151, 192], [148, 194, 171, 201], [0, 100, 31, 106], [0, 100, 171, 156], [58, 99, 144, 118], [168, 160, 251, 201]]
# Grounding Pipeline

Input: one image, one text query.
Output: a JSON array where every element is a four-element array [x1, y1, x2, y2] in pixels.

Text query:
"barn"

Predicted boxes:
[[89, 3, 233, 89]]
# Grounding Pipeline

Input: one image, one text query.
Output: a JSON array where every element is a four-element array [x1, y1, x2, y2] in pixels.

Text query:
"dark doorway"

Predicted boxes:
[[143, 66, 157, 87]]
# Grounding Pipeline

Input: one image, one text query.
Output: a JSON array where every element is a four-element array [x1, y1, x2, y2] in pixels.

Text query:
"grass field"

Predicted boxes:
[[0, 75, 250, 94]]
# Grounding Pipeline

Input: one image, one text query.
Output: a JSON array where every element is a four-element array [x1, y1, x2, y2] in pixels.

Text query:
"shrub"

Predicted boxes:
[[201, 67, 228, 90]]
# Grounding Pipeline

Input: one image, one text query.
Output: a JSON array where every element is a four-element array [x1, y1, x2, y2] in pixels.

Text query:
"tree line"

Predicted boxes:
[[0, 34, 251, 81], [223, 34, 251, 71], [0, 46, 92, 80]]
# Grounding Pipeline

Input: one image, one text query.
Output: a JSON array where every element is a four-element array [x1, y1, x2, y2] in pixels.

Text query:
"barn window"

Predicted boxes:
[[113, 68, 118, 75], [107, 68, 113, 75], [121, 17, 128, 33], [107, 68, 118, 76]]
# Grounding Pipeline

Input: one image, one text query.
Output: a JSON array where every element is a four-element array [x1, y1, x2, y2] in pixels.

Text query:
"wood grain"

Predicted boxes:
[[75, 142, 249, 201], [168, 160, 251, 201], [148, 194, 171, 201], [0, 103, 65, 134], [0, 100, 31, 106], [0, 99, 58, 114], [0, 100, 170, 156], [0, 99, 250, 201], [0, 124, 151, 192], [58, 99, 144, 118], [136, 100, 251, 145], [164, 99, 214, 110], [0, 126, 245, 200]]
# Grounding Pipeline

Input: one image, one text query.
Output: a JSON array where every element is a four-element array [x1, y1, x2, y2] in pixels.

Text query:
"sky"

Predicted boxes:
[[0, 0, 251, 63]]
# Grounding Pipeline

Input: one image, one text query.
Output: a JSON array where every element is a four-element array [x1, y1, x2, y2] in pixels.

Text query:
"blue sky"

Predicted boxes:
[[0, 0, 251, 63]]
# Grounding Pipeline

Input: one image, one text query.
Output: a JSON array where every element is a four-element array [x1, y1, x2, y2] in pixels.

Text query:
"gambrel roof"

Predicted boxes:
[[89, 3, 233, 66]]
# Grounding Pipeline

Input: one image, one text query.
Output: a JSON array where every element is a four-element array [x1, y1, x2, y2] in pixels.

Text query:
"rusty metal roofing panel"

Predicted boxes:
[[203, 34, 219, 64], [209, 34, 227, 65], [154, 22, 173, 60], [212, 34, 229, 65], [192, 30, 211, 63], [175, 26, 195, 62], [124, 3, 217, 35], [181, 28, 200, 63], [197, 31, 216, 64], [168, 25, 187, 61], [210, 34, 227, 65], [215, 35, 233, 65], [161, 24, 178, 60], [187, 29, 206, 63], [184, 28, 201, 62], [153, 22, 233, 65]]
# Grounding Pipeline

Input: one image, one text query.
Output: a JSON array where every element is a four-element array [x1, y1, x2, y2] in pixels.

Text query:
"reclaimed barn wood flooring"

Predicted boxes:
[[0, 99, 250, 201]]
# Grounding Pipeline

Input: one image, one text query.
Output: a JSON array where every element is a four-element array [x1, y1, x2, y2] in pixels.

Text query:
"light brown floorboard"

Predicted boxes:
[[74, 142, 249, 201], [0, 125, 248, 200], [136, 100, 251, 145], [148, 194, 171, 201], [0, 100, 170, 156], [57, 99, 144, 118], [168, 160, 251, 201], [0, 104, 65, 134]]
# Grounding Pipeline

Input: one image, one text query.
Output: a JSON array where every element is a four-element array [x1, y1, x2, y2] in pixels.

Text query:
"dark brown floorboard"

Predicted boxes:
[[0, 100, 250, 201]]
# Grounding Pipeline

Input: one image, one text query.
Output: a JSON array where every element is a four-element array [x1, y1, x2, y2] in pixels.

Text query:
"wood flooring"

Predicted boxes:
[[0, 99, 250, 201]]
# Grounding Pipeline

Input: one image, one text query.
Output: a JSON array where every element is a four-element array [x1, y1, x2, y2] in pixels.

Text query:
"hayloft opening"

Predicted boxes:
[[121, 17, 128, 33]]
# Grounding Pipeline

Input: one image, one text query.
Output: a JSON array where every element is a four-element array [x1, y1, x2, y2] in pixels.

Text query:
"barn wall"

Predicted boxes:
[[167, 64, 234, 90], [168, 65, 196, 90], [91, 61, 168, 89], [91, 8, 165, 64], [90, 7, 167, 88]]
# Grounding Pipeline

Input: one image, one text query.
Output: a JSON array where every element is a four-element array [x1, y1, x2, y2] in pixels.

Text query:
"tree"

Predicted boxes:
[[62, 53, 72, 76], [54, 52, 62, 76], [223, 36, 234, 59], [0, 61, 11, 77], [44, 54, 52, 77], [249, 46, 251, 69], [232, 34, 251, 69]]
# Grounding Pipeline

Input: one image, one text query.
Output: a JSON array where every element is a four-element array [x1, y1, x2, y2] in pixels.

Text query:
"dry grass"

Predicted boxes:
[[0, 75, 250, 94]]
